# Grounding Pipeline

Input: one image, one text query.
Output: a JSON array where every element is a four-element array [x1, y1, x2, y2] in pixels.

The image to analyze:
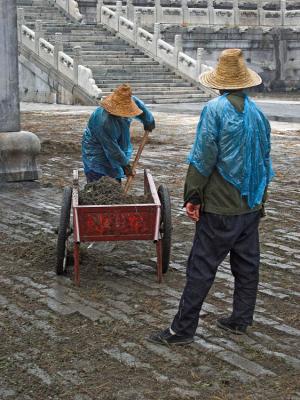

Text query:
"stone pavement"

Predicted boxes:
[[21, 98, 300, 122], [0, 107, 299, 399]]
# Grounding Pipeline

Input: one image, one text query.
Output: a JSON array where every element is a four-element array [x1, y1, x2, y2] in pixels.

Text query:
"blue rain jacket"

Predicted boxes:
[[82, 96, 155, 179], [188, 94, 274, 208]]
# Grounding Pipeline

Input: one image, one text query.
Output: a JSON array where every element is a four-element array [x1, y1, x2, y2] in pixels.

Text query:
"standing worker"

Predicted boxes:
[[82, 84, 155, 182], [148, 49, 274, 345]]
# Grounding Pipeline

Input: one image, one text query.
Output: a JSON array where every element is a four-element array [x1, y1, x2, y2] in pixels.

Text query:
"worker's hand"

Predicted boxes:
[[144, 121, 155, 132], [123, 164, 135, 177], [185, 202, 201, 222]]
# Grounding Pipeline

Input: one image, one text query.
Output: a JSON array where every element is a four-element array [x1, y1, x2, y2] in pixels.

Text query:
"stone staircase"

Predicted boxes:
[[17, 0, 211, 104]]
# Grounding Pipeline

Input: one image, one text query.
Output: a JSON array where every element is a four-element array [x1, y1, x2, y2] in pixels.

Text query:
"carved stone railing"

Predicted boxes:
[[52, 0, 83, 21], [98, 0, 300, 27], [18, 9, 101, 99], [96, 2, 212, 83]]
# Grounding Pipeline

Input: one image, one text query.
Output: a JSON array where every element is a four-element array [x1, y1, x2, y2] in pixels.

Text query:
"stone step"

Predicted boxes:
[[61, 41, 129, 48], [94, 75, 180, 82], [150, 96, 209, 103], [22, 9, 65, 14], [141, 91, 207, 98], [101, 85, 200, 92], [79, 58, 159, 65], [99, 82, 193, 88], [46, 34, 113, 41], [63, 44, 135, 51], [79, 52, 146, 57], [45, 32, 116, 38], [102, 88, 203, 97], [89, 58, 165, 65], [95, 78, 187, 84], [88, 65, 168, 72]]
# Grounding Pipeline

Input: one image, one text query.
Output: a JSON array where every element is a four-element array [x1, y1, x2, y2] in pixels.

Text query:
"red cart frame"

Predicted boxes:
[[71, 169, 164, 286]]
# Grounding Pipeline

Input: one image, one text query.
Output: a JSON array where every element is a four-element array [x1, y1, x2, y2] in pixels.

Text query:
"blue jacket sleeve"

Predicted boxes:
[[99, 117, 130, 168], [132, 96, 155, 131], [187, 103, 219, 177]]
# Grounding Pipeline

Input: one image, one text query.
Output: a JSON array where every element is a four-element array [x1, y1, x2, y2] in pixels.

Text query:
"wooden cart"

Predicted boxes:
[[56, 169, 172, 286]]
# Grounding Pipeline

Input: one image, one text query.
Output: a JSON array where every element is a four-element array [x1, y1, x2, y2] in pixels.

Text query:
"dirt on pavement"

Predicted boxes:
[[0, 109, 299, 400]]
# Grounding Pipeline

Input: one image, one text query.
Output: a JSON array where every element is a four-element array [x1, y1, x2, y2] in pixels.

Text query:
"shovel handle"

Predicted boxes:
[[124, 130, 150, 194]]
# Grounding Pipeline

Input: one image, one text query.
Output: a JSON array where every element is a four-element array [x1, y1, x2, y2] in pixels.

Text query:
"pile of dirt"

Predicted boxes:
[[79, 176, 151, 205], [0, 234, 57, 273], [41, 139, 81, 155]]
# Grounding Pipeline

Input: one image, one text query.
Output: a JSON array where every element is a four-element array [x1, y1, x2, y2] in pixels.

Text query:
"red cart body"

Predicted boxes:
[[71, 169, 163, 285]]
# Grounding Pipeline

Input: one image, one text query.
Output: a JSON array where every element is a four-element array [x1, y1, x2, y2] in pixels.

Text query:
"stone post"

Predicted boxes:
[[281, 0, 286, 26], [182, 0, 189, 25], [153, 22, 161, 56], [34, 20, 43, 55], [233, 0, 239, 26], [116, 0, 122, 30], [17, 7, 24, 42], [174, 34, 182, 67], [208, 0, 214, 25], [134, 10, 141, 42], [96, 0, 103, 24], [0, 0, 41, 182], [196, 47, 204, 77], [54, 32, 63, 70], [66, 0, 70, 14], [155, 0, 162, 23], [127, 0, 134, 21], [73, 45, 83, 85]]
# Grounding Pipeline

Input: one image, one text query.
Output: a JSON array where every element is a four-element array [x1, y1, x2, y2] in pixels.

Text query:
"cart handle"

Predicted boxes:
[[124, 130, 150, 194]]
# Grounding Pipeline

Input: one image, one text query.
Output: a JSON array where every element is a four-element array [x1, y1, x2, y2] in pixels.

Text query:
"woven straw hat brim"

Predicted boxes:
[[101, 96, 143, 118], [199, 67, 262, 90]]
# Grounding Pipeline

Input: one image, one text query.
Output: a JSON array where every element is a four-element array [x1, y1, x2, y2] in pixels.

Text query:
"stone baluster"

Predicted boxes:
[[208, 0, 214, 25], [258, 0, 263, 26], [54, 32, 63, 70], [134, 10, 141, 42], [127, 0, 134, 21], [281, 0, 286, 25], [96, 0, 103, 24], [196, 47, 204, 77], [155, 0, 162, 23], [73, 45, 83, 85], [174, 34, 182, 67], [66, 0, 70, 14], [17, 8, 24, 42], [153, 22, 161, 56], [116, 0, 122, 30], [34, 20, 43, 55], [182, 0, 189, 25], [233, 0, 239, 26]]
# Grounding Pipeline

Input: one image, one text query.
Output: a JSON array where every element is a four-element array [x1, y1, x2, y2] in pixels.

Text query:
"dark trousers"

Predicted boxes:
[[171, 211, 261, 337]]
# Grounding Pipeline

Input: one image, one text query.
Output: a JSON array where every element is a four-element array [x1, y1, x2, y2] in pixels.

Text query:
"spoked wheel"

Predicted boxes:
[[158, 184, 172, 274], [56, 186, 72, 275]]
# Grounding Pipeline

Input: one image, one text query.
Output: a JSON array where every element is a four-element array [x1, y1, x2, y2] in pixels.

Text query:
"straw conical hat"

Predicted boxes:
[[199, 48, 262, 90], [101, 84, 143, 117]]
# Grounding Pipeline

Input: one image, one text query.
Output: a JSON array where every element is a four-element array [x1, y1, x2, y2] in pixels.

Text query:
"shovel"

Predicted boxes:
[[124, 130, 150, 194]]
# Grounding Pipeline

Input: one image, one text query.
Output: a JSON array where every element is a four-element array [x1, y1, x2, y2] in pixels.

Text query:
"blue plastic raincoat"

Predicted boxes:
[[188, 94, 274, 208], [82, 96, 155, 179]]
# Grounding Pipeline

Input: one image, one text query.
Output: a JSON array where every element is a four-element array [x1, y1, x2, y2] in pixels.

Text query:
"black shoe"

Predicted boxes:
[[217, 317, 247, 335], [147, 328, 194, 346]]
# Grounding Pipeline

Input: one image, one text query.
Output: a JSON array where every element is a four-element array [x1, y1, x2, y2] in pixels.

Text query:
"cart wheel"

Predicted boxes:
[[56, 186, 72, 275], [158, 184, 172, 274]]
